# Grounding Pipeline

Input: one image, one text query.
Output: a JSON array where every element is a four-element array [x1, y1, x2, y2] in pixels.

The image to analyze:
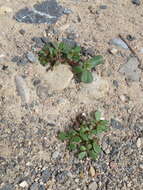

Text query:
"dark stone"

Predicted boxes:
[[126, 35, 135, 41], [38, 185, 46, 190], [33, 79, 41, 86], [55, 171, 69, 184], [132, 0, 140, 5], [2, 65, 8, 70], [100, 5, 108, 9], [14, 0, 64, 24], [19, 29, 26, 35], [32, 37, 44, 48], [41, 37, 49, 44], [17, 58, 28, 65], [111, 119, 123, 130], [113, 80, 119, 88], [11, 56, 21, 62], [41, 169, 51, 183]]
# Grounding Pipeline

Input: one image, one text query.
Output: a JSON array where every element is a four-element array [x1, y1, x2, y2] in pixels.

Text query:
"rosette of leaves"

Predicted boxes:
[[58, 111, 109, 160], [72, 55, 104, 83], [38, 41, 81, 67]]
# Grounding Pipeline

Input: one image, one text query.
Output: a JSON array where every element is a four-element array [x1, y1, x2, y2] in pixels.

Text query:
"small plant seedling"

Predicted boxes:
[[38, 41, 104, 83], [72, 55, 103, 83], [58, 111, 109, 160]]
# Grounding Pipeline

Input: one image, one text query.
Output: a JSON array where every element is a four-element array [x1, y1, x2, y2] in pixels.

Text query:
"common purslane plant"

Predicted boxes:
[[58, 111, 109, 160], [38, 41, 103, 83]]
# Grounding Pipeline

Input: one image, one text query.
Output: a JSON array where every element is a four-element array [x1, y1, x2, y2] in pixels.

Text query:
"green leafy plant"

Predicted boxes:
[[38, 41, 103, 83], [72, 55, 103, 83], [58, 111, 109, 160]]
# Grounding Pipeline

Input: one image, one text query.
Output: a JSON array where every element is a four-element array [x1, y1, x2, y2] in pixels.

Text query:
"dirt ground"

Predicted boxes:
[[0, 0, 143, 190]]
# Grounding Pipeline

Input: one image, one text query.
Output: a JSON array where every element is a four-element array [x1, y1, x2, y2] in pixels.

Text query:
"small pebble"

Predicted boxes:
[[88, 182, 98, 190], [109, 48, 118, 55], [100, 5, 107, 9], [19, 181, 28, 188], [132, 0, 140, 6], [113, 80, 119, 88], [27, 52, 37, 63], [136, 138, 142, 148], [111, 119, 123, 130], [89, 166, 96, 177], [19, 29, 26, 35], [126, 34, 135, 41], [63, 8, 73, 14]]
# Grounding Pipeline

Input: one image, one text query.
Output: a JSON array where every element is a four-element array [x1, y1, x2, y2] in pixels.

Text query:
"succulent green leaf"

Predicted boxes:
[[58, 132, 69, 141], [87, 144, 92, 150], [88, 55, 104, 68], [89, 150, 98, 160], [78, 152, 87, 159], [93, 142, 102, 153], [69, 143, 77, 151], [80, 146, 87, 151], [72, 136, 81, 143], [73, 66, 83, 74], [81, 70, 93, 83]]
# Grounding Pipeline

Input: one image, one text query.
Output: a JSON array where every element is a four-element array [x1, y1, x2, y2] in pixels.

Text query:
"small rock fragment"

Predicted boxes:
[[19, 29, 26, 35], [111, 119, 123, 130], [100, 5, 107, 9], [89, 166, 96, 177], [88, 182, 98, 190], [113, 80, 119, 88], [136, 138, 143, 148], [109, 48, 118, 55], [27, 52, 38, 63], [126, 34, 135, 41], [52, 151, 60, 160], [19, 181, 28, 188], [41, 169, 51, 183], [36, 85, 51, 100], [29, 182, 39, 190], [132, 0, 140, 6], [110, 38, 128, 49]]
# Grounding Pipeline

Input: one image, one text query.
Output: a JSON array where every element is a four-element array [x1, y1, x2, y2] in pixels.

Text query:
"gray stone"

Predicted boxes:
[[43, 65, 73, 91], [27, 52, 38, 63], [32, 37, 44, 48], [41, 37, 49, 44], [18, 58, 28, 65], [88, 182, 98, 190], [14, 0, 64, 24], [11, 56, 21, 63], [52, 151, 60, 159], [110, 38, 128, 49], [55, 171, 69, 184], [63, 8, 73, 14], [111, 119, 123, 130], [100, 5, 107, 9], [41, 169, 51, 183], [119, 57, 141, 81], [82, 47, 95, 57], [132, 0, 140, 5]]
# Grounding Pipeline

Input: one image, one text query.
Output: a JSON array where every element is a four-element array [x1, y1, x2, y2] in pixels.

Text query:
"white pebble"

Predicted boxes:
[[19, 181, 28, 188]]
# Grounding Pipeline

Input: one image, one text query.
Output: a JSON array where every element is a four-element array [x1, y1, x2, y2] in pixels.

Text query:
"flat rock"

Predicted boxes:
[[78, 73, 109, 102], [43, 65, 73, 91], [14, 0, 64, 24], [119, 57, 141, 81]]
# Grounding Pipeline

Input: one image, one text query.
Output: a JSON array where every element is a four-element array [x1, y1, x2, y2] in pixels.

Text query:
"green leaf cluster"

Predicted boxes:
[[38, 41, 104, 83], [73, 55, 103, 83], [58, 111, 109, 160]]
